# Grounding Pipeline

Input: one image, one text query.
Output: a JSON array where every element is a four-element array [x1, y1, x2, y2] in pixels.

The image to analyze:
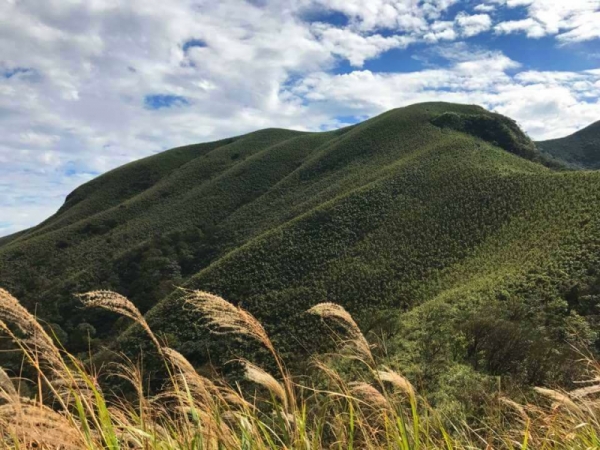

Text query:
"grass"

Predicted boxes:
[[2, 286, 600, 449]]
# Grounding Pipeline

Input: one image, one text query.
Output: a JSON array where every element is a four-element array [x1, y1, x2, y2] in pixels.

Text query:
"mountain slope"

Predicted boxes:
[[537, 120, 600, 169], [2, 103, 600, 399]]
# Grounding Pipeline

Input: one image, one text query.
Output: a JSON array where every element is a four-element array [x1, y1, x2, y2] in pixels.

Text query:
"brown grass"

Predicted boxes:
[[183, 290, 272, 352], [0, 287, 598, 449], [241, 359, 288, 409], [79, 290, 162, 350], [307, 302, 375, 366], [377, 367, 416, 401]]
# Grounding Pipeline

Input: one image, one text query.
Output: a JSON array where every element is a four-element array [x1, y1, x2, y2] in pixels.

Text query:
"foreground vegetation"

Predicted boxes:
[[1, 287, 600, 449]]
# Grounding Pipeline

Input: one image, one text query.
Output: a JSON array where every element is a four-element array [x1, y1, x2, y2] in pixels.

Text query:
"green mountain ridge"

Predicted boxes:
[[536, 120, 600, 169], [2, 102, 600, 405]]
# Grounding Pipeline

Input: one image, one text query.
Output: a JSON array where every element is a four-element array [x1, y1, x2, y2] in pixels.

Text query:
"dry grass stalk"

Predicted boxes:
[[162, 347, 219, 404], [201, 408, 239, 446], [163, 347, 198, 376], [110, 359, 156, 424], [313, 359, 347, 391], [184, 290, 276, 359], [377, 367, 416, 400], [499, 397, 529, 422], [569, 384, 600, 399], [241, 360, 288, 409], [170, 403, 235, 447], [349, 382, 390, 410], [79, 290, 161, 350], [104, 405, 153, 448], [183, 290, 297, 411], [221, 390, 256, 411], [0, 367, 17, 401], [0, 289, 64, 375], [51, 373, 99, 406], [534, 387, 580, 412], [0, 401, 85, 449], [8, 288, 600, 449], [307, 302, 374, 365]]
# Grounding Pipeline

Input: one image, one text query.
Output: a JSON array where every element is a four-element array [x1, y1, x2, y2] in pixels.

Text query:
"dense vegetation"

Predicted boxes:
[[1, 102, 600, 419], [537, 120, 600, 169], [430, 110, 539, 160], [2, 287, 600, 449]]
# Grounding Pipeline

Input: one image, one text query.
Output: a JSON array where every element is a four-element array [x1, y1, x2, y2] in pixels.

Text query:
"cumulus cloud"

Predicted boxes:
[[455, 13, 493, 37], [495, 18, 547, 38], [291, 51, 600, 141], [303, 0, 458, 32], [311, 23, 415, 66], [0, 0, 341, 235], [424, 20, 458, 42], [556, 12, 600, 42], [474, 4, 497, 12], [493, 0, 600, 41]]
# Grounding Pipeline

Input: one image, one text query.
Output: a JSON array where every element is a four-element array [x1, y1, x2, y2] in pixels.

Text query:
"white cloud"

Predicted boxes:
[[455, 13, 493, 37], [424, 20, 458, 42], [302, 0, 458, 32], [495, 18, 547, 38], [494, 0, 600, 41], [292, 52, 600, 140], [474, 4, 496, 12], [556, 12, 600, 42], [0, 0, 342, 235], [0, 167, 97, 236], [311, 23, 415, 67]]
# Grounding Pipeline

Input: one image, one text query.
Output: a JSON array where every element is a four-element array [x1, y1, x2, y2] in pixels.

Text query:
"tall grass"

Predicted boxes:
[[0, 286, 598, 449]]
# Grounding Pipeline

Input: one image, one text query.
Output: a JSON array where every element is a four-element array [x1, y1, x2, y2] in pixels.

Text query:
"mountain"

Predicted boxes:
[[537, 120, 600, 169], [2, 102, 600, 399]]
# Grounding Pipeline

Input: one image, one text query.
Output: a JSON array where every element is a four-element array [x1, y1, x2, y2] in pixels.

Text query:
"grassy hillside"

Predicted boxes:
[[537, 120, 600, 169], [2, 102, 600, 411]]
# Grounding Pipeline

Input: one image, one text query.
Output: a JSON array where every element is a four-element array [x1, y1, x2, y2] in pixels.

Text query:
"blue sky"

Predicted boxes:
[[1, 0, 600, 236]]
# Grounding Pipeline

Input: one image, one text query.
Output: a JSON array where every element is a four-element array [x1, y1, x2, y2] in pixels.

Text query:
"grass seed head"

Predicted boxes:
[[0, 289, 65, 377], [162, 346, 219, 404], [0, 366, 17, 401], [307, 302, 374, 364], [534, 387, 580, 412], [242, 360, 288, 409], [79, 290, 161, 349], [184, 290, 277, 358], [569, 384, 600, 399], [0, 402, 85, 449], [349, 382, 390, 410], [377, 367, 416, 401], [499, 397, 529, 422]]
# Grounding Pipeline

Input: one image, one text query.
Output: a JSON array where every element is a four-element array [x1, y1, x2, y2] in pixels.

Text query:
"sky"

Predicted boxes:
[[1, 0, 600, 237]]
